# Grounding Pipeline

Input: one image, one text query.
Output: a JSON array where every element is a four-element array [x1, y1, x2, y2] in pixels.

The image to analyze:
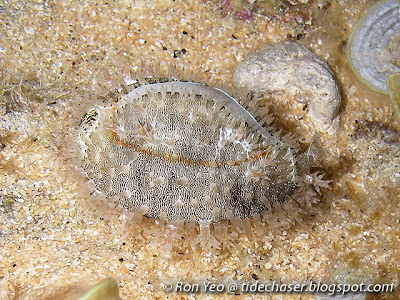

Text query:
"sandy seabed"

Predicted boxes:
[[0, 0, 399, 299]]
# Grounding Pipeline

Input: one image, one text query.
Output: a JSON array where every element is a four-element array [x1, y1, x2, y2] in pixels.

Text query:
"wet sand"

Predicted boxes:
[[0, 1, 399, 299]]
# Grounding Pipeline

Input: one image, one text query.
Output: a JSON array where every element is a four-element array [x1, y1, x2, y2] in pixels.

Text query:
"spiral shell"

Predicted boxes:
[[347, 0, 400, 94]]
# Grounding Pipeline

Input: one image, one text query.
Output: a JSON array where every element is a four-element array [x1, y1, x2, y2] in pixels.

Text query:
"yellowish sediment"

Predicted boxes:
[[0, 1, 399, 299]]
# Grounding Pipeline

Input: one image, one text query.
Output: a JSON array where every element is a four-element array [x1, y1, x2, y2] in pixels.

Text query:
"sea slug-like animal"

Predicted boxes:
[[77, 76, 329, 250]]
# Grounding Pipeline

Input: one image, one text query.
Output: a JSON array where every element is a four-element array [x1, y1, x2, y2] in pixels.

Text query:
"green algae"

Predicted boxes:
[[387, 73, 400, 117], [77, 277, 121, 300]]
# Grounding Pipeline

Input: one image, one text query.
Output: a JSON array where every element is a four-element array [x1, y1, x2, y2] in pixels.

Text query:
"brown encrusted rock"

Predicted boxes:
[[233, 41, 341, 134]]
